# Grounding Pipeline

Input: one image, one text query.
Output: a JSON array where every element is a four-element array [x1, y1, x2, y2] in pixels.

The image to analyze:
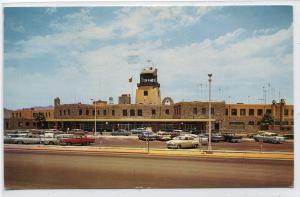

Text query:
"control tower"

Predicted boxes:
[[135, 67, 161, 105]]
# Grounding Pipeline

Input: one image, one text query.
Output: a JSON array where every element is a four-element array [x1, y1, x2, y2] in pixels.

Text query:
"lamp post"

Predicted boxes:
[[91, 99, 97, 136], [208, 74, 212, 151]]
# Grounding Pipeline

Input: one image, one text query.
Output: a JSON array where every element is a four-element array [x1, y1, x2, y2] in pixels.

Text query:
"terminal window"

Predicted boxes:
[[266, 109, 272, 114], [122, 110, 128, 116], [86, 110, 89, 115], [284, 109, 289, 116], [165, 109, 170, 115], [79, 109, 82, 115], [103, 110, 107, 116], [202, 108, 206, 114], [193, 108, 197, 115], [130, 109, 135, 116], [231, 109, 237, 116], [249, 109, 255, 116], [112, 110, 115, 116], [138, 109, 143, 116], [152, 109, 156, 115], [257, 109, 263, 116], [240, 109, 246, 116]]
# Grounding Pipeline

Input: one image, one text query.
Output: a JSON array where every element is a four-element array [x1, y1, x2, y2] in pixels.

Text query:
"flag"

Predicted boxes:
[[129, 77, 132, 83]]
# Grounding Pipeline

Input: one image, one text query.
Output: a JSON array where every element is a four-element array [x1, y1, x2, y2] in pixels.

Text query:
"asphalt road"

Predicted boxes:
[[4, 150, 293, 189]]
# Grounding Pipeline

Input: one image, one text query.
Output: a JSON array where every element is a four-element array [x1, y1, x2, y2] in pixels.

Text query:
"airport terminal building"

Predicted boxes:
[[4, 68, 294, 133]]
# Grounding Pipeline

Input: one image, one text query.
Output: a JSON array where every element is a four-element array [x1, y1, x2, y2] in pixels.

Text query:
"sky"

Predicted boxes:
[[3, 6, 293, 110]]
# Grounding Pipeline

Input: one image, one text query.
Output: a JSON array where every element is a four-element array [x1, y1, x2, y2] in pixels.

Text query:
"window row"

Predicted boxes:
[[58, 108, 171, 117], [12, 112, 22, 118], [226, 108, 294, 117], [192, 107, 215, 115], [235, 120, 294, 126]]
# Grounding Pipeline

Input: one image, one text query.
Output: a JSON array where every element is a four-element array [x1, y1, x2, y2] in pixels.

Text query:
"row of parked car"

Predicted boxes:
[[4, 132, 95, 146]]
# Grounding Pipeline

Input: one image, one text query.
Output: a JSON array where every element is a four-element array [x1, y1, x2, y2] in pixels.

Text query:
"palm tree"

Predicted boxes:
[[260, 113, 274, 130], [34, 112, 46, 129]]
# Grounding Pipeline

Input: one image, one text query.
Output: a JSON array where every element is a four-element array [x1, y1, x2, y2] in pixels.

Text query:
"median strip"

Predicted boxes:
[[4, 144, 293, 160]]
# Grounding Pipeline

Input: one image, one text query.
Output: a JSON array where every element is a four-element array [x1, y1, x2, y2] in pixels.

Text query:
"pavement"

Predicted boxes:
[[4, 149, 294, 189], [4, 144, 293, 160]]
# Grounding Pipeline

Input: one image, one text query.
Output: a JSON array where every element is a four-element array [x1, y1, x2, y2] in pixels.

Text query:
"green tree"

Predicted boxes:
[[260, 113, 274, 130], [34, 112, 46, 129]]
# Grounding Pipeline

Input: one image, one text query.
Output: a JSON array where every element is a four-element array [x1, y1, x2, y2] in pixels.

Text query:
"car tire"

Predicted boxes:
[[67, 142, 71, 146], [49, 141, 54, 145], [193, 144, 198, 148], [17, 141, 23, 144], [177, 145, 181, 149]]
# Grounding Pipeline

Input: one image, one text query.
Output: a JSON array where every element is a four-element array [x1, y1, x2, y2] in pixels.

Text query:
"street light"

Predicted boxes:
[[208, 73, 212, 151], [91, 99, 97, 136]]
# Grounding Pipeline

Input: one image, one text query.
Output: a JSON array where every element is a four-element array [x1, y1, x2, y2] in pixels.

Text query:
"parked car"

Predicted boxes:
[[131, 128, 147, 134], [211, 135, 225, 142], [138, 132, 157, 141], [59, 135, 95, 146], [14, 134, 42, 144], [111, 129, 130, 136], [253, 133, 285, 144], [169, 130, 182, 138], [222, 133, 242, 143], [4, 133, 28, 144], [167, 135, 199, 149], [198, 136, 209, 145], [156, 131, 172, 141], [283, 134, 294, 140], [40, 133, 60, 145]]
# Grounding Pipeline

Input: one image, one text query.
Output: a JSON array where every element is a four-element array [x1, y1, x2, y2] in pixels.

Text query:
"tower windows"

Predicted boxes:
[[152, 109, 156, 115], [144, 91, 148, 96], [193, 108, 197, 115], [165, 109, 170, 115], [130, 109, 135, 116], [137, 109, 143, 116], [249, 109, 255, 116]]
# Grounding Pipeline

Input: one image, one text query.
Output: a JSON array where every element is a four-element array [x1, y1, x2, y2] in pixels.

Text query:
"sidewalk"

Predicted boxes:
[[4, 144, 293, 161]]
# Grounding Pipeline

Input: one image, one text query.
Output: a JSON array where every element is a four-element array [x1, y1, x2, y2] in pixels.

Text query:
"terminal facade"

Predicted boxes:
[[4, 67, 294, 133]]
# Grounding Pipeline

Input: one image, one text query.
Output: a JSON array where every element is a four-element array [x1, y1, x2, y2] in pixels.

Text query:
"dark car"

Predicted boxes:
[[138, 132, 157, 141], [169, 130, 181, 138], [111, 129, 130, 136], [130, 128, 146, 134], [223, 133, 235, 142], [223, 134, 242, 143], [211, 135, 225, 142]]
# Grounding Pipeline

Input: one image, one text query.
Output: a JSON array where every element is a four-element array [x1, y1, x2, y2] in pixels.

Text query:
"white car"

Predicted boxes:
[[167, 136, 199, 149]]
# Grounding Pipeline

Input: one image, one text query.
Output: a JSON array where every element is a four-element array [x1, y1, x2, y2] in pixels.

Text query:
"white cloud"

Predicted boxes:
[[8, 21, 25, 33], [45, 7, 57, 15]]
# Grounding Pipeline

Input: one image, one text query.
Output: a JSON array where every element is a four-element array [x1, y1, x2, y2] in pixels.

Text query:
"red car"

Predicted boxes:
[[60, 135, 95, 146]]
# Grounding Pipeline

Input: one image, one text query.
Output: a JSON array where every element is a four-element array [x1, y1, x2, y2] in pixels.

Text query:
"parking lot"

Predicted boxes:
[[91, 135, 293, 152]]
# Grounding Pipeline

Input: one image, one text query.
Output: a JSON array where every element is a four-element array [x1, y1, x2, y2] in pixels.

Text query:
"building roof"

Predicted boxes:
[[141, 67, 157, 75], [47, 118, 216, 122]]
